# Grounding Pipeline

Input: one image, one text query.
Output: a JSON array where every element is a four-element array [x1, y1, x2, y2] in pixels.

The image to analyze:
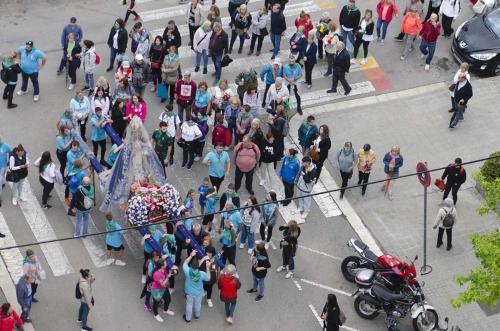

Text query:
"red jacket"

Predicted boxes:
[[419, 20, 441, 43], [0, 310, 23, 331], [212, 124, 231, 147], [175, 79, 197, 102], [376, 1, 399, 24], [218, 274, 241, 303], [295, 15, 313, 37]]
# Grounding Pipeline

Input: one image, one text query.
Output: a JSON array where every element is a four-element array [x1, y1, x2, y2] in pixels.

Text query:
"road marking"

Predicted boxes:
[[309, 303, 324, 327], [141, 0, 231, 21], [297, 243, 343, 261], [0, 212, 25, 283], [10, 180, 74, 277], [300, 278, 353, 297], [53, 186, 108, 268], [292, 278, 303, 291]]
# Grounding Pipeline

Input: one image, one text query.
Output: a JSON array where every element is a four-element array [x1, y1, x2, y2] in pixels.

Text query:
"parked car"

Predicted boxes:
[[451, 7, 500, 76]]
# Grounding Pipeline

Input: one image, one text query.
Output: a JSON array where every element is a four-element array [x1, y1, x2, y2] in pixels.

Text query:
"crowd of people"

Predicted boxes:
[[0, 0, 479, 330]]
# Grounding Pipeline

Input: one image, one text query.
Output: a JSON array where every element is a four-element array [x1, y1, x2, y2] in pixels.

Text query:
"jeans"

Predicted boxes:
[[20, 298, 32, 321], [195, 49, 209, 69], [234, 167, 254, 193], [39, 176, 54, 205], [282, 181, 294, 204], [224, 301, 237, 318], [437, 227, 453, 248], [212, 54, 223, 81], [239, 225, 255, 249], [185, 294, 203, 321], [21, 71, 39, 95], [75, 209, 90, 236], [230, 31, 246, 51], [270, 33, 281, 57], [0, 167, 6, 199], [376, 19, 389, 40], [109, 47, 119, 70], [134, 85, 146, 97], [11, 178, 25, 200], [419, 40, 436, 65], [249, 33, 264, 52], [228, 124, 238, 145], [252, 276, 265, 296], [341, 28, 355, 51], [449, 104, 466, 128], [85, 73, 95, 89], [78, 302, 90, 327], [259, 223, 273, 242], [177, 102, 192, 122], [297, 189, 312, 214], [358, 171, 370, 194]]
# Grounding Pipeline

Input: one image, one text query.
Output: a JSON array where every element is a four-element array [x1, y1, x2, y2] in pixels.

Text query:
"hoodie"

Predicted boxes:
[[69, 96, 91, 120], [339, 5, 361, 30], [79, 275, 94, 308], [295, 163, 317, 193], [82, 47, 97, 74], [280, 155, 300, 184]]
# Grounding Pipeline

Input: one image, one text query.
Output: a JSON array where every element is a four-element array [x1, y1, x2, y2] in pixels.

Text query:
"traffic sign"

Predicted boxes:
[[416, 162, 431, 188]]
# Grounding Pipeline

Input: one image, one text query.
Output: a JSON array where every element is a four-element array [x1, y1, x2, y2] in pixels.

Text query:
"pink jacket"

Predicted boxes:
[[0, 310, 23, 331], [376, 1, 399, 23], [234, 142, 260, 172], [125, 101, 147, 122]]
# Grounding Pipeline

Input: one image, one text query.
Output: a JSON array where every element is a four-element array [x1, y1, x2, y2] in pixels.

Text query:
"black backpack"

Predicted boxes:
[[442, 209, 455, 227], [0, 67, 8, 84], [75, 282, 82, 299]]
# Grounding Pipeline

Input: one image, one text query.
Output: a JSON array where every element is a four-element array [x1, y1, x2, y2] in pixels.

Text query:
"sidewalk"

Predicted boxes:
[[290, 76, 500, 330]]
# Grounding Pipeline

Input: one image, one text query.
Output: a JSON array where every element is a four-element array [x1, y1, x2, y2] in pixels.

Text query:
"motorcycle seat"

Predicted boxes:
[[353, 239, 368, 251], [372, 284, 406, 301], [364, 249, 378, 262]]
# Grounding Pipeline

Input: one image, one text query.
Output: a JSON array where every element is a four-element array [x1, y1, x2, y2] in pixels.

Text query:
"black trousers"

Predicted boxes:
[[442, 14, 454, 36], [39, 176, 54, 205], [188, 25, 199, 46], [56, 149, 68, 175], [68, 63, 78, 84], [287, 84, 301, 110], [262, 83, 271, 107], [437, 227, 452, 248], [3, 84, 15, 106], [79, 118, 88, 141], [125, 9, 139, 22], [305, 62, 314, 85], [249, 33, 264, 52], [358, 171, 370, 194], [209, 175, 224, 192], [353, 37, 370, 59], [318, 39, 324, 59], [282, 180, 294, 204], [443, 184, 460, 205], [259, 223, 273, 242], [235, 167, 254, 193], [182, 141, 196, 168], [222, 245, 236, 266], [325, 53, 334, 74], [331, 70, 351, 92], [425, 3, 441, 21], [92, 139, 106, 162], [230, 31, 246, 51], [152, 288, 171, 315], [340, 170, 352, 195]]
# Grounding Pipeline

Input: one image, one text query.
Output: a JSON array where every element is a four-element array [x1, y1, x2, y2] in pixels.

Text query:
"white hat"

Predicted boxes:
[[122, 60, 130, 68], [273, 58, 281, 65], [135, 53, 144, 61]]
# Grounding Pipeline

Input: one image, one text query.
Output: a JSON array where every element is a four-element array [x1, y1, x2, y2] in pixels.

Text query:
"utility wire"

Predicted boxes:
[[0, 155, 498, 251]]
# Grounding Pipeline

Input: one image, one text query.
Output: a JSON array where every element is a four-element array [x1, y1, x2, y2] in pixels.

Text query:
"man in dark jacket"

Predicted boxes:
[[2, 52, 21, 109], [186, 223, 209, 255], [16, 274, 34, 322], [270, 4, 287, 59], [449, 73, 473, 129], [441, 157, 466, 205], [327, 41, 351, 95], [163, 20, 182, 50], [106, 18, 128, 72], [209, 22, 229, 85], [71, 176, 94, 237], [339, 0, 361, 51]]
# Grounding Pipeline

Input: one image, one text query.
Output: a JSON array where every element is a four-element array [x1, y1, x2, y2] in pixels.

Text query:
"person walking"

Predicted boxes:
[[352, 9, 374, 65], [151, 260, 175, 322], [229, 4, 252, 54], [0, 302, 24, 331], [175, 71, 197, 122], [129, 22, 150, 57], [106, 18, 128, 72], [152, 121, 175, 171], [124, 0, 140, 23], [289, 26, 307, 62], [277, 220, 301, 279], [449, 73, 473, 129], [260, 191, 278, 249], [224, 96, 241, 145], [234, 136, 260, 195], [22, 249, 45, 303], [219, 213, 238, 266], [208, 23, 229, 85], [321, 293, 345, 331], [296, 156, 317, 220], [339, 0, 361, 51], [65, 33, 82, 91], [326, 41, 352, 96], [298, 115, 318, 154], [193, 21, 212, 75], [202, 143, 231, 189], [433, 197, 457, 251], [376, 0, 399, 45], [218, 264, 241, 324], [439, 0, 460, 38], [207, 5, 222, 28], [357, 144, 376, 196], [260, 58, 282, 108], [77, 269, 95, 331], [16, 274, 33, 323], [270, 3, 287, 60], [394, 0, 423, 41], [16, 41, 47, 102], [105, 213, 126, 266], [382, 146, 404, 200], [336, 141, 357, 199], [441, 158, 466, 205], [303, 34, 317, 89], [201, 236, 220, 307], [281, 54, 303, 115], [2, 52, 21, 109], [181, 116, 203, 169], [310, 124, 331, 182], [57, 17, 83, 75], [419, 13, 440, 71], [0, 136, 12, 208], [55, 127, 72, 177], [247, 241, 271, 301], [70, 90, 91, 140], [279, 148, 300, 206], [34, 151, 57, 209], [322, 22, 342, 77], [183, 250, 211, 323], [248, 7, 269, 56], [399, 7, 423, 61], [71, 176, 94, 237], [8, 145, 29, 206], [186, 0, 203, 49]]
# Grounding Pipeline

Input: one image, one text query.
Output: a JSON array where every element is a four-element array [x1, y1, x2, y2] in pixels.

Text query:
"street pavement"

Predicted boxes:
[[0, 0, 496, 330]]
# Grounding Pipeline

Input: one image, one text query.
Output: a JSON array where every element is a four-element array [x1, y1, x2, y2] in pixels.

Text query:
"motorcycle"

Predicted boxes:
[[352, 269, 438, 331], [341, 238, 418, 289]]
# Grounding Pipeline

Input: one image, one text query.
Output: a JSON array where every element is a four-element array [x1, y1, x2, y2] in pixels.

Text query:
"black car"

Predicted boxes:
[[452, 8, 500, 76]]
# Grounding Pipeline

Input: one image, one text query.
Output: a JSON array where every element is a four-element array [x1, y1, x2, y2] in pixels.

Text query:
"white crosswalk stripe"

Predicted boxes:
[[141, 0, 231, 22], [0, 212, 25, 282], [9, 180, 74, 277]]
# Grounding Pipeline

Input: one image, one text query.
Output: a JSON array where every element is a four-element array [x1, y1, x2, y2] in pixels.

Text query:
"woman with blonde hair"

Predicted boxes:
[[217, 263, 241, 324], [229, 4, 252, 54], [277, 220, 301, 279], [382, 146, 403, 200]]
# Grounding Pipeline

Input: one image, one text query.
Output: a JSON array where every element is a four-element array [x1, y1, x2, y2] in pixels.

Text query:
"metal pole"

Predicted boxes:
[[421, 185, 432, 274]]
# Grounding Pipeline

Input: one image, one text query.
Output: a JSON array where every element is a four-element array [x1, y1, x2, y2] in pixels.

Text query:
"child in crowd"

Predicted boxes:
[[198, 177, 210, 215], [203, 187, 220, 233], [183, 189, 196, 215]]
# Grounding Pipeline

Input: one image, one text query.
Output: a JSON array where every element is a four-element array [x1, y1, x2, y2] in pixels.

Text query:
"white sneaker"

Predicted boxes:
[[169, 288, 176, 294], [165, 309, 175, 316], [33, 95, 39, 102], [400, 56, 405, 61], [106, 258, 115, 266], [227, 317, 233, 324], [285, 271, 294, 279], [425, 64, 430, 71], [380, 40, 385, 45], [247, 248, 253, 254], [154, 314, 164, 322], [361, 58, 367, 65], [12, 198, 17, 206], [68, 84, 75, 91], [276, 266, 285, 272], [239, 243, 244, 249], [302, 212, 309, 219], [264, 243, 269, 250], [259, 180, 265, 186], [207, 299, 213, 307], [115, 259, 127, 266], [271, 242, 277, 250], [194, 156, 200, 162], [141, 275, 147, 284], [17, 90, 27, 96], [350, 58, 356, 64]]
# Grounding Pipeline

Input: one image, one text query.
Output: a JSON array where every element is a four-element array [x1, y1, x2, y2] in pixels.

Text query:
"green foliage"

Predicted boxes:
[[480, 151, 500, 182], [474, 172, 500, 218], [452, 231, 500, 309]]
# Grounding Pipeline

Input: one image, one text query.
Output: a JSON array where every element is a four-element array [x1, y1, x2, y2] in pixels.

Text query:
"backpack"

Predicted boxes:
[[0, 64, 8, 84], [442, 208, 455, 227], [212, 125, 226, 145], [95, 53, 101, 65], [75, 282, 82, 299]]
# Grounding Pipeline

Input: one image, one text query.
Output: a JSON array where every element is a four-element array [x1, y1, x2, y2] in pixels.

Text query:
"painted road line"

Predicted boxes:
[[53, 186, 108, 268], [292, 278, 303, 291], [0, 212, 25, 282], [11, 180, 74, 277], [300, 278, 353, 297], [270, 238, 343, 261], [309, 304, 361, 331], [141, 0, 231, 21]]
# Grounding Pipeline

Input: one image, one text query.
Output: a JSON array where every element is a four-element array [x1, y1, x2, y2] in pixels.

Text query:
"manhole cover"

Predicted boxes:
[[437, 57, 451, 71]]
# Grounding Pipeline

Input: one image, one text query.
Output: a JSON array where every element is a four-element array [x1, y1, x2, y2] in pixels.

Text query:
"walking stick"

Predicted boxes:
[[65, 60, 69, 87]]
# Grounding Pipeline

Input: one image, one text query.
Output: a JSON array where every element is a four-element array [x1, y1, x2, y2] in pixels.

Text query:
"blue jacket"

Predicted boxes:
[[61, 24, 83, 47], [383, 152, 404, 175], [297, 122, 318, 150], [280, 156, 300, 184], [16, 277, 31, 308], [304, 42, 318, 65], [259, 64, 277, 85]]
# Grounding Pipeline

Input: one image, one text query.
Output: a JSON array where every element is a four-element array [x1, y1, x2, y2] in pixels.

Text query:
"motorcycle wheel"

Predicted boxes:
[[341, 256, 362, 282], [412, 309, 438, 331], [354, 295, 380, 320]]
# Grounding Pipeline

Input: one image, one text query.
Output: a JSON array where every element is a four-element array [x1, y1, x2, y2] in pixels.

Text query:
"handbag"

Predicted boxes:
[[309, 146, 320, 161], [260, 27, 268, 36], [5, 171, 19, 183], [177, 138, 188, 149], [434, 178, 446, 191], [157, 83, 169, 99], [339, 309, 346, 324], [448, 83, 456, 92], [221, 54, 233, 67], [150, 61, 160, 70]]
